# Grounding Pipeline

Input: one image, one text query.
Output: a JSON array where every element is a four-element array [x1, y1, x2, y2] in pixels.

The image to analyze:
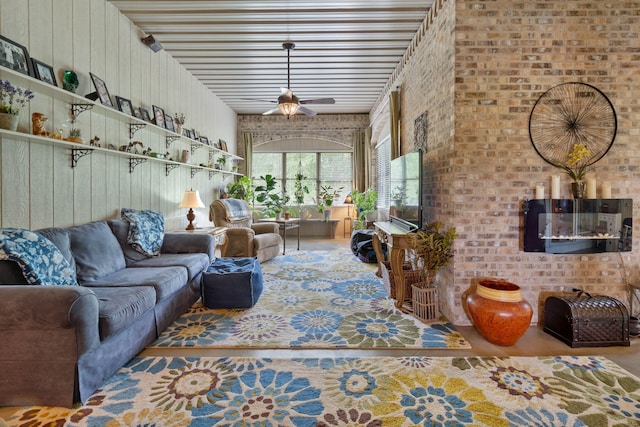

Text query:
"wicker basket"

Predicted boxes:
[[381, 261, 421, 300], [412, 284, 439, 322]]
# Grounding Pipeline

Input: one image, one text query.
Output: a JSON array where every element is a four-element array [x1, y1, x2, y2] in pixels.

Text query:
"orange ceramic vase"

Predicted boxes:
[[465, 279, 533, 346]]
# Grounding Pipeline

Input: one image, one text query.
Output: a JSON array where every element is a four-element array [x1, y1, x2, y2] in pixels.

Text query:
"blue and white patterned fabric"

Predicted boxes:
[[0, 228, 77, 286], [220, 199, 251, 221], [120, 209, 165, 257]]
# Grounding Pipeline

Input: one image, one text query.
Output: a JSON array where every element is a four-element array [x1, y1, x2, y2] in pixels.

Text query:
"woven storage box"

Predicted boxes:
[[412, 285, 439, 322], [380, 261, 420, 300], [543, 293, 630, 348]]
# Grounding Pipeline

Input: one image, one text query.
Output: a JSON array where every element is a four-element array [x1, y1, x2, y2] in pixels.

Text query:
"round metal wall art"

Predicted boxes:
[[529, 82, 617, 167]]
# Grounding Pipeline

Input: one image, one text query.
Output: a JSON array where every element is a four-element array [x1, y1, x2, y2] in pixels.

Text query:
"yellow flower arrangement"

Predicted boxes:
[[553, 143, 592, 182]]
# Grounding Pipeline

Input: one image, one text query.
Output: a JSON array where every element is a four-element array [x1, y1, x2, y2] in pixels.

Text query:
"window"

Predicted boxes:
[[252, 152, 352, 206], [376, 136, 391, 209]]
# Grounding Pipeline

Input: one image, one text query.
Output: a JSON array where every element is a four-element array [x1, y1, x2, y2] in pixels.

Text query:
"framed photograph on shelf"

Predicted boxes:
[[164, 114, 175, 132], [219, 140, 228, 152], [139, 107, 151, 122], [31, 58, 57, 86], [88, 73, 113, 107], [115, 96, 134, 116], [152, 105, 165, 128], [199, 136, 209, 145], [213, 140, 221, 149], [0, 35, 33, 76], [182, 128, 190, 137]]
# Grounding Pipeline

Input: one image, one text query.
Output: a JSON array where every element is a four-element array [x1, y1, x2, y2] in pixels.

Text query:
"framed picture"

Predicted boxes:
[[31, 58, 57, 86], [182, 128, 190, 137], [164, 114, 175, 132], [199, 136, 209, 145], [188, 129, 196, 139], [115, 96, 134, 116], [89, 73, 113, 107], [0, 35, 33, 76], [220, 140, 228, 152], [139, 107, 151, 122], [152, 105, 165, 128], [213, 140, 221, 150]]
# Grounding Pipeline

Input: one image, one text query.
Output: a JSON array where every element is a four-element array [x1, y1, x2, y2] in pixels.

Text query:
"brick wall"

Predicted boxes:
[[372, 0, 640, 324]]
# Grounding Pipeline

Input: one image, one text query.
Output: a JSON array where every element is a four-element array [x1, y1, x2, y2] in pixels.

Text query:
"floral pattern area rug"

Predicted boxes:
[[8, 356, 640, 426], [149, 250, 470, 349]]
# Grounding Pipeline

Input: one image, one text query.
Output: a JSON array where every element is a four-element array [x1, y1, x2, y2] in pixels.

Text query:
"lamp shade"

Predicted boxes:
[[343, 194, 353, 204], [179, 190, 205, 209]]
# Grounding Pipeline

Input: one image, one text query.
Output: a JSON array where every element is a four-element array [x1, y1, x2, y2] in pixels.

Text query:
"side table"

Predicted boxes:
[[173, 226, 227, 256], [258, 218, 300, 254]]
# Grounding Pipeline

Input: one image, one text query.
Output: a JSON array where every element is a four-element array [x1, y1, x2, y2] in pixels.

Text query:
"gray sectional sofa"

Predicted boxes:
[[0, 218, 216, 407]]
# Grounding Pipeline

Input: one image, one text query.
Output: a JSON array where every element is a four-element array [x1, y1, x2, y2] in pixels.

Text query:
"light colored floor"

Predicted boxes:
[[2, 235, 638, 418]]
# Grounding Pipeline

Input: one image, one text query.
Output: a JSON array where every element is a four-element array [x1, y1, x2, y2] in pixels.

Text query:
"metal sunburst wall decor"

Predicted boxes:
[[529, 82, 617, 167]]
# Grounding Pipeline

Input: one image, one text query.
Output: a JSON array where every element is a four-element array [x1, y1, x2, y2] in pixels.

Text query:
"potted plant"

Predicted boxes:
[[216, 156, 227, 170], [351, 188, 377, 229], [293, 173, 310, 205], [0, 79, 34, 131], [66, 127, 85, 144], [390, 186, 406, 214], [255, 174, 289, 218], [409, 221, 457, 322], [317, 185, 343, 220], [227, 175, 253, 203]]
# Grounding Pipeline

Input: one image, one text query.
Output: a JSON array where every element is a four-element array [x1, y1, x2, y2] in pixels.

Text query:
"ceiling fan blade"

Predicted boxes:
[[300, 98, 335, 105], [262, 108, 281, 116], [240, 98, 277, 103], [298, 106, 317, 116]]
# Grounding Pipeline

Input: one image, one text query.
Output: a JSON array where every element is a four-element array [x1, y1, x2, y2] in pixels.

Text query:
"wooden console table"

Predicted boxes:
[[372, 219, 417, 312]]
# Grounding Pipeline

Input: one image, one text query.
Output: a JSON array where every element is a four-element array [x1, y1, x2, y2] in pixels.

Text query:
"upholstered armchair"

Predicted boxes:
[[209, 199, 282, 262]]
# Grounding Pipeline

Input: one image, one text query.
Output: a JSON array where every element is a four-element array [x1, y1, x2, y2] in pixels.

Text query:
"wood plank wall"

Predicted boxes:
[[0, 0, 237, 231]]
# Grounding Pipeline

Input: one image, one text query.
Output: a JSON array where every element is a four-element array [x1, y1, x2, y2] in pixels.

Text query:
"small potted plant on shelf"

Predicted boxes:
[[216, 156, 227, 170], [66, 127, 85, 144], [0, 79, 35, 131], [316, 185, 343, 220]]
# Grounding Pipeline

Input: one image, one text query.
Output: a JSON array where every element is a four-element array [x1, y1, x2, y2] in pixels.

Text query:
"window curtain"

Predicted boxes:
[[242, 132, 253, 177], [352, 128, 371, 192], [389, 90, 400, 160]]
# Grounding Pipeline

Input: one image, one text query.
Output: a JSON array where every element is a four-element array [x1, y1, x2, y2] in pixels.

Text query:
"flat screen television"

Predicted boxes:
[[389, 150, 422, 228]]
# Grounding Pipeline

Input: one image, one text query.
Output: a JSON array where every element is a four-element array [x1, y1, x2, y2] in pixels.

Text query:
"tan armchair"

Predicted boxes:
[[209, 199, 282, 262]]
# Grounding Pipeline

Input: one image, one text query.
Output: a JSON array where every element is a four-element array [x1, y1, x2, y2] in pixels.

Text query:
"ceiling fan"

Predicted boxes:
[[252, 42, 335, 118]]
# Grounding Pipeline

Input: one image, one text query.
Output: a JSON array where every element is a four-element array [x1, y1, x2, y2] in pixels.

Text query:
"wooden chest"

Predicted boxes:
[[543, 293, 630, 348]]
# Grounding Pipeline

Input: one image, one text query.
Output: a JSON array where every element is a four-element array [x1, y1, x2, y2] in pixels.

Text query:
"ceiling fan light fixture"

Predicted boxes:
[[278, 101, 299, 117]]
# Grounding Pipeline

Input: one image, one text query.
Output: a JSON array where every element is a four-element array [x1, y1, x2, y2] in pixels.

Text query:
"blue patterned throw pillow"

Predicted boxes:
[[0, 228, 77, 286], [121, 209, 165, 257]]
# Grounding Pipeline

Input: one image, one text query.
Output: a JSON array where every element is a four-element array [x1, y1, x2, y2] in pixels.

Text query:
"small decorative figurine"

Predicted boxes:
[[31, 112, 48, 136], [62, 70, 79, 93]]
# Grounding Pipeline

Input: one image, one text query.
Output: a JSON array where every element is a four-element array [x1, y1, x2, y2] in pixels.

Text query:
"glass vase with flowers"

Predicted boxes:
[[552, 143, 592, 199], [0, 79, 34, 131]]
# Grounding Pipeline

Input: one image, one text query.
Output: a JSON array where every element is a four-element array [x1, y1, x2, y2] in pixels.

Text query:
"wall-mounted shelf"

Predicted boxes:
[[523, 199, 632, 253]]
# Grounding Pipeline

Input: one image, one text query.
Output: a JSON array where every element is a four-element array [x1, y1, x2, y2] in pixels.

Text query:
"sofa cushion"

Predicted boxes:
[[107, 219, 149, 265], [91, 286, 156, 341], [67, 222, 126, 283], [83, 266, 188, 303], [128, 253, 210, 282], [120, 209, 164, 257], [0, 228, 77, 286], [36, 227, 76, 273]]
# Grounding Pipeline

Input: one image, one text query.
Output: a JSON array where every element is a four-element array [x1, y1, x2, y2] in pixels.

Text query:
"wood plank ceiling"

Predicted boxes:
[[108, 0, 433, 116]]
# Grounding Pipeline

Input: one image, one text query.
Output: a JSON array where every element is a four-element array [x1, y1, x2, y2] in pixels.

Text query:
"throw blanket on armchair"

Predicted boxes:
[[218, 199, 252, 222]]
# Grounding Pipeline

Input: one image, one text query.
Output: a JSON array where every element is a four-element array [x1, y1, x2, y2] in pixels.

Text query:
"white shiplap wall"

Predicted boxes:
[[0, 0, 237, 230]]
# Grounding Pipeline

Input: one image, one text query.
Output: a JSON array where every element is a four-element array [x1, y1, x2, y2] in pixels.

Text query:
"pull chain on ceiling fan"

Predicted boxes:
[[242, 42, 336, 118]]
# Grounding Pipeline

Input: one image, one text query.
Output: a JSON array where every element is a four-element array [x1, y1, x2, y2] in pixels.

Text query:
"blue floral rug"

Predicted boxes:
[[8, 355, 640, 426], [149, 250, 470, 349]]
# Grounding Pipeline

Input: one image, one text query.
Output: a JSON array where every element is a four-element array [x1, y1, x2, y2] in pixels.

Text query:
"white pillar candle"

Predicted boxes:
[[586, 177, 597, 199], [535, 185, 544, 199], [551, 175, 560, 199], [602, 182, 612, 199]]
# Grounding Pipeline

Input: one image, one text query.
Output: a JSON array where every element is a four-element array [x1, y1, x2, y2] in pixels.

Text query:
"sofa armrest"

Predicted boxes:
[[252, 223, 279, 234], [0, 285, 101, 358], [223, 227, 255, 257], [162, 233, 216, 262]]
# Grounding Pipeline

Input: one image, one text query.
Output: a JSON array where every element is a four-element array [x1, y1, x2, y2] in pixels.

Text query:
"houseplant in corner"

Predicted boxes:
[[409, 221, 457, 322], [0, 79, 34, 131], [351, 188, 377, 229], [227, 175, 253, 203]]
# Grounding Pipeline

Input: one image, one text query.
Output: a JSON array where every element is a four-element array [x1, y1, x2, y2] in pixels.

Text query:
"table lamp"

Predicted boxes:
[[179, 189, 205, 230], [343, 194, 353, 218]]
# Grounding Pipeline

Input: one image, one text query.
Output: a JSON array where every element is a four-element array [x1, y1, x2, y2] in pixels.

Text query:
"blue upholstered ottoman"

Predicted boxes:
[[202, 257, 263, 308]]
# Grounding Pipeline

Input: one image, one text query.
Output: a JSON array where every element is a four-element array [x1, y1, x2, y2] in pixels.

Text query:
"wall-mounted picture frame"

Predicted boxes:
[[199, 136, 209, 145], [115, 96, 134, 116], [219, 140, 228, 152], [152, 105, 165, 128], [88, 73, 113, 107], [139, 107, 151, 122], [0, 34, 33, 76], [164, 114, 175, 132], [31, 58, 57, 86]]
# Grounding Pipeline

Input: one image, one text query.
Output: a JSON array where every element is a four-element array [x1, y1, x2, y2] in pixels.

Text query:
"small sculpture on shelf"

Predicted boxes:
[[174, 113, 185, 134], [89, 136, 101, 147], [31, 112, 49, 136]]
